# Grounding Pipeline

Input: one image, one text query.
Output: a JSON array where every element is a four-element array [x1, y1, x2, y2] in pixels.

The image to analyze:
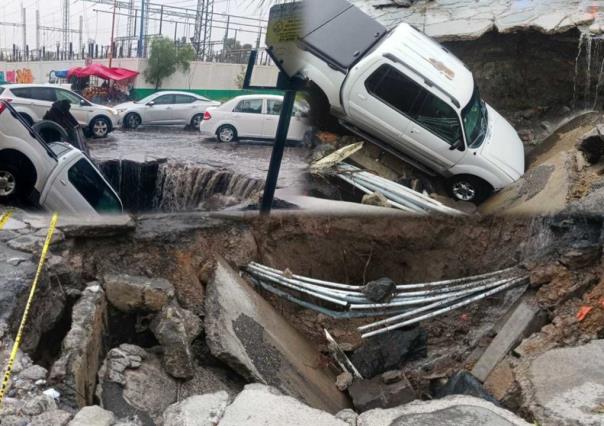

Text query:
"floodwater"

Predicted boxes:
[[87, 127, 310, 190]]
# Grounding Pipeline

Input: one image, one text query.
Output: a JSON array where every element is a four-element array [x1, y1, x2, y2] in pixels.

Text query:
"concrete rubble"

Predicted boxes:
[[351, 0, 604, 41], [0, 211, 601, 425], [517, 340, 604, 426], [205, 256, 350, 413]]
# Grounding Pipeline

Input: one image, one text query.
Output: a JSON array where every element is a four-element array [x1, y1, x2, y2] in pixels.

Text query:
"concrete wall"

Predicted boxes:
[[0, 58, 279, 91]]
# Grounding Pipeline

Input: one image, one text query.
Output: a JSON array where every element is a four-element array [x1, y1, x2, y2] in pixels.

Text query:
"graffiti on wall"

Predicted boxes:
[[0, 68, 33, 84]]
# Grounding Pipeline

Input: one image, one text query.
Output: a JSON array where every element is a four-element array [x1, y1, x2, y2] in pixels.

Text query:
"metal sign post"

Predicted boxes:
[[243, 49, 303, 215]]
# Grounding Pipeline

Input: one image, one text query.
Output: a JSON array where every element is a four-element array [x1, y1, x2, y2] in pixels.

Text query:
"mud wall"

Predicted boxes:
[[444, 29, 582, 114]]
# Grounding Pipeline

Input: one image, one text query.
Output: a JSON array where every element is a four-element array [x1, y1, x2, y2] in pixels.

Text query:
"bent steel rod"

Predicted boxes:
[[361, 277, 528, 339]]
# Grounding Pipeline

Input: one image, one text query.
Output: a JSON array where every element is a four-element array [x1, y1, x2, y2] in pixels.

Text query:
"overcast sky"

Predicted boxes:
[[0, 0, 270, 54]]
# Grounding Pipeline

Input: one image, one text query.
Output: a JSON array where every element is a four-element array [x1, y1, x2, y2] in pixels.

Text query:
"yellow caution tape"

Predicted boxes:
[[0, 211, 13, 230], [0, 213, 59, 409]]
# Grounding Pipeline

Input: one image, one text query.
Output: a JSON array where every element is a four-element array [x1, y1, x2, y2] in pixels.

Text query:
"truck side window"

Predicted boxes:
[[234, 99, 263, 114], [365, 65, 423, 116], [68, 159, 122, 213], [415, 92, 463, 145]]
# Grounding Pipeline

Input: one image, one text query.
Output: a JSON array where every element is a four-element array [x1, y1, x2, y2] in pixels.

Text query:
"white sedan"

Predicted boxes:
[[115, 91, 220, 129], [199, 94, 310, 142]]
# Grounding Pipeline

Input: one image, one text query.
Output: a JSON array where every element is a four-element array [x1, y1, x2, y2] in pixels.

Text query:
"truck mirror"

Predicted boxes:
[[449, 138, 464, 151]]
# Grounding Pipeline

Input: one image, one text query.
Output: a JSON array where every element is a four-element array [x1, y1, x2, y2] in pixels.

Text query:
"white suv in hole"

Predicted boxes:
[[0, 84, 120, 138]]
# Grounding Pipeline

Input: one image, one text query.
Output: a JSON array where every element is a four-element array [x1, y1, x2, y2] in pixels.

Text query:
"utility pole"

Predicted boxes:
[[79, 16, 83, 59], [22, 7, 26, 60], [62, 0, 70, 56], [138, 0, 145, 57], [109, 0, 117, 67], [35, 10, 40, 60]]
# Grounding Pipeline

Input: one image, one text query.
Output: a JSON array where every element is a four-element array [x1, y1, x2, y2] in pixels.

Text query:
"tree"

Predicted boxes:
[[144, 37, 196, 89]]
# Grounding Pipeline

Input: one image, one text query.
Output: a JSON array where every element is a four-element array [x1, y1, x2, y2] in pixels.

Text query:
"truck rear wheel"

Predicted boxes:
[[0, 163, 28, 202], [447, 175, 492, 204]]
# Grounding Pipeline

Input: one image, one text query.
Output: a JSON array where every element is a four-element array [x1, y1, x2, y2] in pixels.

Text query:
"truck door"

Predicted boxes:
[[348, 63, 464, 172], [407, 89, 466, 171], [346, 64, 415, 155]]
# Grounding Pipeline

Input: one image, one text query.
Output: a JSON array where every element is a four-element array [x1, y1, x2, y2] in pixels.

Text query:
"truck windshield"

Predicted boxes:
[[67, 159, 123, 213], [462, 86, 488, 148]]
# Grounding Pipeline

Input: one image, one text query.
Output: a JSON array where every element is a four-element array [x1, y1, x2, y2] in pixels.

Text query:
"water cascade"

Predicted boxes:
[[99, 159, 264, 212]]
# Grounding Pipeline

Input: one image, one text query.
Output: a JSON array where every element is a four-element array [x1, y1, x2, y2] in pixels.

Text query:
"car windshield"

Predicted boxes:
[[67, 159, 123, 213], [462, 86, 488, 149]]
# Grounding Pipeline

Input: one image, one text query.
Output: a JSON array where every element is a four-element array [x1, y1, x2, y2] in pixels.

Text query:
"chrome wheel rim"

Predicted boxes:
[[452, 181, 476, 201], [0, 171, 16, 196], [127, 115, 140, 128], [192, 115, 202, 128], [93, 120, 108, 137], [219, 127, 234, 142]]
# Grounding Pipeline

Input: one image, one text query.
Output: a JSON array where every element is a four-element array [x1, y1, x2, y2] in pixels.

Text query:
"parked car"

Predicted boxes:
[[0, 84, 120, 138], [267, 0, 525, 203], [115, 91, 221, 130], [199, 94, 311, 142], [0, 100, 123, 215]]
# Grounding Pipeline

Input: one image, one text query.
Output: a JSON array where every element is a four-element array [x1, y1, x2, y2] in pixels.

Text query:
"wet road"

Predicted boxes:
[[87, 127, 310, 190]]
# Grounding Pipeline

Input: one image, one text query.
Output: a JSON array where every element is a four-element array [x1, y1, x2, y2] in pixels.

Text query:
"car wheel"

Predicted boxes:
[[217, 125, 237, 143], [90, 117, 111, 138], [0, 163, 25, 202], [190, 114, 203, 130], [447, 175, 493, 204], [124, 113, 141, 130]]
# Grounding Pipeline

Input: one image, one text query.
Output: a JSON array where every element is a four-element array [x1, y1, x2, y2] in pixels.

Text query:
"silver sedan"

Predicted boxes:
[[116, 91, 220, 129]]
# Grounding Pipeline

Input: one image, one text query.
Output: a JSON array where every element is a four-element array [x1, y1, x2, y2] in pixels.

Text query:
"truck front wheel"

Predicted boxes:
[[447, 175, 492, 204]]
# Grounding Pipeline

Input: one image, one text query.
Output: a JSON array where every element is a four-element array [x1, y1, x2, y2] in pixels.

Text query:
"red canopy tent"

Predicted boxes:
[[67, 63, 139, 81]]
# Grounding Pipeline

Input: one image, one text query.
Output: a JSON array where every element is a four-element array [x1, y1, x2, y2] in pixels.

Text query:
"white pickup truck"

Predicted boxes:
[[267, 0, 525, 203], [0, 100, 123, 215]]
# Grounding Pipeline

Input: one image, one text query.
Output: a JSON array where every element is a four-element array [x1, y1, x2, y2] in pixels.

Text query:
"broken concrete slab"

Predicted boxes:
[[472, 301, 546, 382], [67, 405, 115, 426], [433, 371, 497, 405], [162, 392, 231, 426], [350, 327, 427, 379], [219, 384, 348, 426], [348, 373, 415, 412], [357, 395, 531, 426], [95, 344, 240, 425], [30, 409, 72, 426], [150, 303, 202, 379], [205, 257, 350, 413], [96, 345, 177, 425], [50, 283, 108, 407], [517, 340, 604, 425], [102, 274, 174, 312]]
